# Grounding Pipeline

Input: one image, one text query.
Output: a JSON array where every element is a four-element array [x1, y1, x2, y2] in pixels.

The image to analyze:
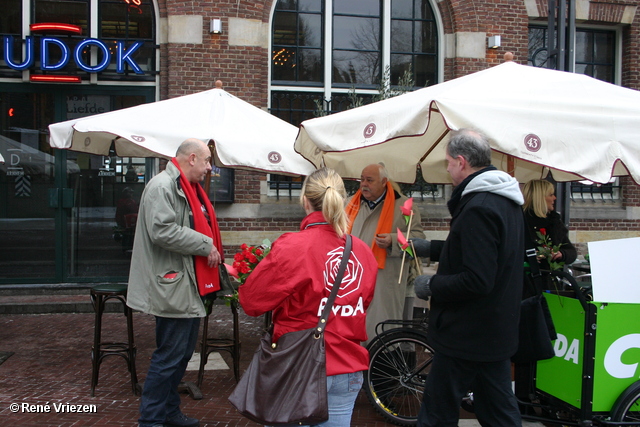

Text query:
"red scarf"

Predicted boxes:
[[345, 181, 395, 269], [171, 158, 223, 296]]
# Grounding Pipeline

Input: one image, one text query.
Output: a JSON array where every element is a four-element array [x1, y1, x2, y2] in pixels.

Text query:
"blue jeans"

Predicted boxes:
[[138, 316, 200, 427], [314, 371, 363, 427]]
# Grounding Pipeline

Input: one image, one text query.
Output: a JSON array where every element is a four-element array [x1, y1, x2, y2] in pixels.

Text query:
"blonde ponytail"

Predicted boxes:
[[300, 168, 349, 237]]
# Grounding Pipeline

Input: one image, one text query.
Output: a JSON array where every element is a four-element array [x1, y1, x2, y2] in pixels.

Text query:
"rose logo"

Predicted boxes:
[[131, 135, 146, 142], [324, 246, 363, 298], [524, 134, 541, 152]]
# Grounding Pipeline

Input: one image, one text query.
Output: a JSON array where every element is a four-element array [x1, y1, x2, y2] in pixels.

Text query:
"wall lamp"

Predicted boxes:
[[210, 19, 222, 34], [488, 35, 501, 49]]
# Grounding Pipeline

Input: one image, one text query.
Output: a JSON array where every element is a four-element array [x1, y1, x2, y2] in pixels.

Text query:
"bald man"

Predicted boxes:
[[128, 138, 223, 427]]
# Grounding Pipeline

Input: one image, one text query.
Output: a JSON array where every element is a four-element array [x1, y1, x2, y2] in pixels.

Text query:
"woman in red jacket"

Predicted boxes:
[[239, 167, 378, 426]]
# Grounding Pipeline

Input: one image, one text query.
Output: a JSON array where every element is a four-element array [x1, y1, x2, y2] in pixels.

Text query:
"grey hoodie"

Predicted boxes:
[[462, 169, 524, 206]]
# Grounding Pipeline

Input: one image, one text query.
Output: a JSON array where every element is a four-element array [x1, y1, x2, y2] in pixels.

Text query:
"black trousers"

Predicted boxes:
[[417, 352, 521, 427]]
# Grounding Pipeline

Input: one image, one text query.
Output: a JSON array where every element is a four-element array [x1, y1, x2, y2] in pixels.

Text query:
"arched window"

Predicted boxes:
[[270, 0, 440, 125]]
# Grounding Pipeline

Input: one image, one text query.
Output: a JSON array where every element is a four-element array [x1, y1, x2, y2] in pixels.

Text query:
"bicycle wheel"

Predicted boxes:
[[364, 329, 433, 426], [611, 380, 640, 422]]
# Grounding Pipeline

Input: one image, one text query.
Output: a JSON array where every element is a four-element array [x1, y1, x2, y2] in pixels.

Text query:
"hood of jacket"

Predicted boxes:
[[462, 169, 524, 206]]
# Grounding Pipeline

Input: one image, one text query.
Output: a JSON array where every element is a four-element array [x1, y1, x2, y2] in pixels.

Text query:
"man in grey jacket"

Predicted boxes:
[[413, 129, 524, 426], [128, 138, 222, 427]]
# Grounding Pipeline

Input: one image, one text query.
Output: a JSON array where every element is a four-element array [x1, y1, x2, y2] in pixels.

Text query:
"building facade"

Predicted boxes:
[[1, 0, 639, 286]]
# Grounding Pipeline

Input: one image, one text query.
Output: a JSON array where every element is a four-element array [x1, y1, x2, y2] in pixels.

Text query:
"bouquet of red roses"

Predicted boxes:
[[231, 241, 271, 283], [223, 240, 271, 305]]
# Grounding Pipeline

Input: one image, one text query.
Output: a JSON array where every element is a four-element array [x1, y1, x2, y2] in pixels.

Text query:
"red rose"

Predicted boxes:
[[238, 261, 251, 274], [539, 228, 547, 235]]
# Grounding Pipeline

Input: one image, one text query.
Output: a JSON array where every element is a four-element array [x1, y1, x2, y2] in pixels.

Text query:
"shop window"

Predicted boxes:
[[0, 0, 156, 82], [208, 166, 235, 204], [528, 25, 615, 84]]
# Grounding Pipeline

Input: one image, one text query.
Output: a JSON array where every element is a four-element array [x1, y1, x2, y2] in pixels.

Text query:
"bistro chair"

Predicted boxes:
[[90, 283, 138, 396]]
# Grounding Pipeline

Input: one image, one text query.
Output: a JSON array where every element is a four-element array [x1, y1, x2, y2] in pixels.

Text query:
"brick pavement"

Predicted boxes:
[[0, 305, 402, 427], [0, 304, 539, 427]]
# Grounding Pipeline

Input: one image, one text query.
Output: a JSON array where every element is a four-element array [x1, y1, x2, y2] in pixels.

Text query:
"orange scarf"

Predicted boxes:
[[171, 158, 223, 296], [346, 181, 395, 269]]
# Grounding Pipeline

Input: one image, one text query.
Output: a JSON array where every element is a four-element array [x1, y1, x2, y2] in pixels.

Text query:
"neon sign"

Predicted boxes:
[[2, 22, 146, 82]]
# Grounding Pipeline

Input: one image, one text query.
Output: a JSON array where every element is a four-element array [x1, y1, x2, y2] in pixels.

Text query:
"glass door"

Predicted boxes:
[[0, 91, 57, 281], [63, 93, 151, 280], [0, 85, 154, 284]]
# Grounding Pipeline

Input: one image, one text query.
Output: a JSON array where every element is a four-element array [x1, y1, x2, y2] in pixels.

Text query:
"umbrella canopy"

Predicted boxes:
[[294, 61, 640, 184], [49, 85, 315, 176]]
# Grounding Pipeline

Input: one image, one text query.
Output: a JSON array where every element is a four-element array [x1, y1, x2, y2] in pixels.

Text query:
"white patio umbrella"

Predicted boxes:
[[49, 83, 315, 176], [294, 60, 640, 185]]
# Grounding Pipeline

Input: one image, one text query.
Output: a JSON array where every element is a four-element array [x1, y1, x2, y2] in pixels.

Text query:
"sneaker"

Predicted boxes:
[[165, 413, 199, 427]]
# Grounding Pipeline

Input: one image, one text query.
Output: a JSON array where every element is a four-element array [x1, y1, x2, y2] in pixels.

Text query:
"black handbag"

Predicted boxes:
[[512, 244, 557, 364], [511, 293, 556, 363], [228, 235, 353, 426]]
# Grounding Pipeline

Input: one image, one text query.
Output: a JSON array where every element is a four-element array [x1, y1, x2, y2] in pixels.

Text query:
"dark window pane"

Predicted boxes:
[[392, 0, 413, 19], [528, 26, 549, 67], [273, 12, 297, 45], [299, 13, 322, 47], [276, 0, 297, 11], [415, 21, 436, 53], [299, 49, 323, 81], [391, 20, 412, 52], [391, 53, 411, 84], [594, 32, 614, 63], [1, 0, 21, 34], [594, 65, 613, 82], [416, 0, 434, 20], [333, 16, 379, 50], [299, 0, 322, 12], [333, 50, 380, 85], [101, 1, 154, 39], [574, 63, 587, 74], [415, 54, 435, 87], [34, 0, 89, 34], [575, 32, 593, 62], [270, 91, 325, 126], [272, 47, 297, 80], [334, 0, 380, 16]]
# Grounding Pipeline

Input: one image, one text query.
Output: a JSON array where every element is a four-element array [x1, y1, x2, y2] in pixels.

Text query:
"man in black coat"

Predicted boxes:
[[413, 129, 525, 426]]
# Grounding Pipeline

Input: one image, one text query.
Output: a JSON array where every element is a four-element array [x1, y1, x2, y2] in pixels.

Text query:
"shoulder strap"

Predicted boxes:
[[315, 235, 352, 336]]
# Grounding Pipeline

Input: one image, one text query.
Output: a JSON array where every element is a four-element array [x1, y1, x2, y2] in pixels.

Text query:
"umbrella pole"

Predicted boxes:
[[203, 143, 214, 194]]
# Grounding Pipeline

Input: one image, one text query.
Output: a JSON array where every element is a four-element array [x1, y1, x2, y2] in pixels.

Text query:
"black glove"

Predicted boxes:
[[414, 274, 432, 300], [409, 238, 431, 258]]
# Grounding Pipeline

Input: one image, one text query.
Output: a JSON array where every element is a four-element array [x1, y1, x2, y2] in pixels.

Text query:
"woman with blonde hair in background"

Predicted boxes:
[[239, 167, 378, 426], [522, 179, 577, 273]]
